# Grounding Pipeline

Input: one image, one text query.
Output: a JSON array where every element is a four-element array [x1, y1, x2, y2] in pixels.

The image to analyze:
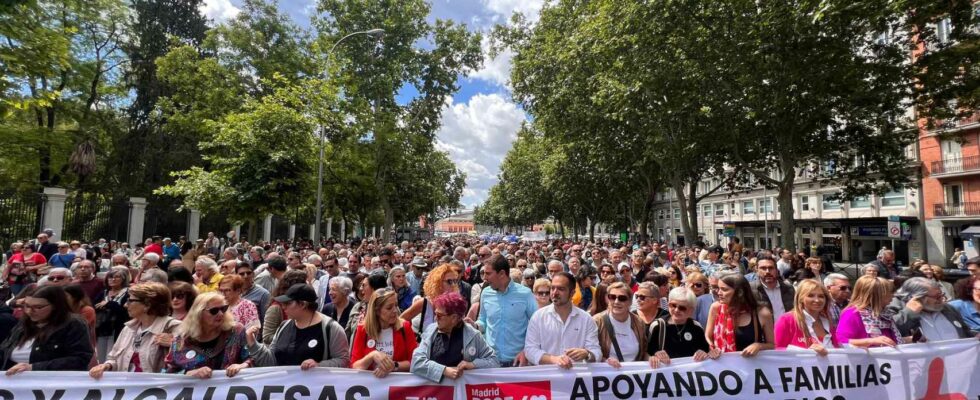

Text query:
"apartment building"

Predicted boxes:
[[650, 157, 922, 266]]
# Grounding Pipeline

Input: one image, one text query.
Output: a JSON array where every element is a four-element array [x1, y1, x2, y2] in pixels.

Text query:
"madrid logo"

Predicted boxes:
[[917, 358, 966, 400], [466, 380, 552, 400]]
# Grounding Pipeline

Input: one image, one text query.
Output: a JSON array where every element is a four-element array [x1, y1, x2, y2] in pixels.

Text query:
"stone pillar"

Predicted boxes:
[[340, 219, 346, 241], [233, 224, 242, 242], [372, 226, 376, 238], [127, 197, 148, 246], [309, 224, 316, 241], [326, 218, 333, 239], [288, 224, 296, 241], [187, 209, 201, 241], [262, 215, 272, 243], [41, 187, 68, 242]]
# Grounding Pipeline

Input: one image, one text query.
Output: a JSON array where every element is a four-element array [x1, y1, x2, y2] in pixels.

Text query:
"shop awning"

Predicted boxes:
[[959, 225, 980, 239]]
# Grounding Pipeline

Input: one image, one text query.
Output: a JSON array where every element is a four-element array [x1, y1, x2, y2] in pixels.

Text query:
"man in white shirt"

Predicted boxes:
[[524, 272, 601, 368], [750, 253, 794, 323]]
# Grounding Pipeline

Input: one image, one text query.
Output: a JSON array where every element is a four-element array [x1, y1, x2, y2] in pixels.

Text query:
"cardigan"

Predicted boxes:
[[411, 322, 499, 382], [104, 316, 181, 373]]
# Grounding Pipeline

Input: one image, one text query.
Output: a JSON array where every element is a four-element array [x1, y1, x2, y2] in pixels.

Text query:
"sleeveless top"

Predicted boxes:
[[734, 312, 764, 350]]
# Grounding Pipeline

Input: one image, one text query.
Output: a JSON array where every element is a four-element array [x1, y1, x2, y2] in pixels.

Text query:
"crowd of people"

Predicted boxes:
[[1, 232, 978, 383]]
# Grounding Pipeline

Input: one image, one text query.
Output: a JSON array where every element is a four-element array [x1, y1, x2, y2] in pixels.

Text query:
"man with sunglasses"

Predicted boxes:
[[524, 271, 601, 368], [823, 273, 851, 325], [237, 263, 270, 323], [43, 268, 72, 287]]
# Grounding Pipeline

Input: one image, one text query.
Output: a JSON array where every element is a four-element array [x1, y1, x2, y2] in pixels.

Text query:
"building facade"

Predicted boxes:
[[650, 156, 922, 266], [434, 210, 476, 234]]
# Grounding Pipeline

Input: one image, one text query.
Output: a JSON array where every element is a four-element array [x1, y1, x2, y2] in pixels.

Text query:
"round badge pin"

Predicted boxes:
[[185, 350, 197, 359], [954, 321, 962, 328], [468, 347, 476, 356], [684, 332, 693, 341], [367, 339, 376, 348], [308, 339, 318, 348]]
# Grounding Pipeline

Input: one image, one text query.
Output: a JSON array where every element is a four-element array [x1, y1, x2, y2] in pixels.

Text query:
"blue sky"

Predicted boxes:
[[201, 0, 543, 209]]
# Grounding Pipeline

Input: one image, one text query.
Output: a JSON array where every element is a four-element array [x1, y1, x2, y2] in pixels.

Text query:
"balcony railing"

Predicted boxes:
[[931, 155, 980, 175], [934, 202, 980, 217]]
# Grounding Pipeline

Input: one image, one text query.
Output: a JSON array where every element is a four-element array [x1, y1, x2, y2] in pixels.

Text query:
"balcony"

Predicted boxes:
[[930, 155, 980, 177], [934, 202, 980, 218]]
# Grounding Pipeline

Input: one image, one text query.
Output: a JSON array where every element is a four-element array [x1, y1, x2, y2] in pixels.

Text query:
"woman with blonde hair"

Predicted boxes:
[[164, 292, 251, 378], [774, 279, 840, 355], [532, 278, 552, 309], [835, 276, 902, 348], [685, 272, 709, 297], [350, 289, 417, 377], [921, 265, 955, 301], [400, 263, 460, 336]]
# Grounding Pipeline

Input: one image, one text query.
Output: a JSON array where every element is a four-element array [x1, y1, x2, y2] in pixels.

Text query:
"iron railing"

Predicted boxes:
[[931, 155, 980, 175], [0, 191, 44, 249], [934, 202, 980, 217], [61, 192, 128, 242]]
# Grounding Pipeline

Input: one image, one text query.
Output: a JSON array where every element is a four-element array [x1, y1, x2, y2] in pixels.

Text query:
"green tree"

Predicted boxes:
[[315, 0, 481, 240]]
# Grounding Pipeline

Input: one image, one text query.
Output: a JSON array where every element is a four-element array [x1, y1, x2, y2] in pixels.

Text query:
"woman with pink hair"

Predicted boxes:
[[409, 291, 499, 382]]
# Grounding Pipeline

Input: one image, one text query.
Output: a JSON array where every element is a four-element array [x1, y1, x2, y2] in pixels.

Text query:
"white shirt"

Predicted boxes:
[[609, 316, 639, 361], [376, 328, 394, 357], [919, 312, 959, 342], [765, 286, 786, 322], [11, 339, 33, 363], [524, 304, 601, 365]]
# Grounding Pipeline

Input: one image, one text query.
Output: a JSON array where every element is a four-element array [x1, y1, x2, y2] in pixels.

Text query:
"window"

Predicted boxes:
[[881, 190, 905, 207], [673, 208, 680, 219], [702, 204, 712, 217], [760, 198, 773, 213], [822, 194, 842, 210], [801, 195, 810, 211], [742, 201, 755, 215], [657, 210, 664, 220], [714, 203, 725, 217], [850, 196, 871, 209], [937, 17, 952, 44]]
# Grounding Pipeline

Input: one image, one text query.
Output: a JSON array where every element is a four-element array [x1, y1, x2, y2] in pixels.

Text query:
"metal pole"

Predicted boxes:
[[764, 186, 769, 250], [313, 29, 384, 245]]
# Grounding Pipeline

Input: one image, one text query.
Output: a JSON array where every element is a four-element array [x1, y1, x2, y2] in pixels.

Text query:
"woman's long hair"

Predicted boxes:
[[720, 274, 762, 315], [792, 279, 833, 345], [179, 292, 235, 341], [363, 289, 405, 340], [849, 275, 893, 317], [589, 283, 610, 316], [422, 264, 455, 301], [17, 285, 73, 346]]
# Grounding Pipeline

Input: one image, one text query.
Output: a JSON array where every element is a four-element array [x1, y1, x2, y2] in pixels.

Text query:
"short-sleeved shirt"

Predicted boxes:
[[275, 322, 324, 365], [949, 300, 980, 333]]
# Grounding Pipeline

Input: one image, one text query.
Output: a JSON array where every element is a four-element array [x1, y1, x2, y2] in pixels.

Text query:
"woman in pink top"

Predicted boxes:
[[834, 276, 902, 348], [774, 279, 840, 355]]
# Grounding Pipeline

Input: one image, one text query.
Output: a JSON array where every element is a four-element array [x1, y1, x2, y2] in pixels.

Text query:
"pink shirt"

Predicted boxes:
[[230, 299, 259, 328], [774, 312, 840, 349]]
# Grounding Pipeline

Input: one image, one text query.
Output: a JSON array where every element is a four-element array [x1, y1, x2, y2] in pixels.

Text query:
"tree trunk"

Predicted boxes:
[[686, 184, 701, 244], [381, 197, 394, 242], [776, 162, 797, 251], [589, 218, 596, 242], [671, 178, 698, 246]]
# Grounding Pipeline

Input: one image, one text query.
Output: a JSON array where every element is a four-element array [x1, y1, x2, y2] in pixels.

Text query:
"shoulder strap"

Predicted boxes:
[[418, 298, 428, 334], [320, 316, 331, 360], [654, 318, 667, 352], [602, 314, 624, 362], [753, 311, 760, 343]]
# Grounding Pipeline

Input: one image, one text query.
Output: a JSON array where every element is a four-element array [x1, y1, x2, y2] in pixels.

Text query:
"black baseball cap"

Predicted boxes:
[[274, 284, 317, 304]]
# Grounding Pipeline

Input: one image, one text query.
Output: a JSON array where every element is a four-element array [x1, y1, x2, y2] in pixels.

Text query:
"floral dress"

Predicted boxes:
[[164, 324, 251, 373]]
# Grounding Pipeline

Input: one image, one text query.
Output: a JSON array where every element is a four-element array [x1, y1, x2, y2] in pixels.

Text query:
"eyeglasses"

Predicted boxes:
[[834, 285, 851, 291], [606, 294, 630, 303], [668, 302, 689, 312], [49, 276, 68, 282], [24, 303, 51, 311], [600, 271, 614, 276], [691, 283, 705, 288], [206, 305, 229, 315], [443, 279, 460, 286], [237, 271, 253, 276], [535, 291, 550, 297], [634, 294, 651, 301]]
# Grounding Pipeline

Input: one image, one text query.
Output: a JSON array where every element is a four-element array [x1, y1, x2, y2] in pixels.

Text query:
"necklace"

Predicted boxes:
[[671, 320, 689, 340]]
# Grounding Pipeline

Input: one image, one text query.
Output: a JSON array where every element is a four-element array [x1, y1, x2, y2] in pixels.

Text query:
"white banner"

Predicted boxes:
[[1, 339, 977, 400]]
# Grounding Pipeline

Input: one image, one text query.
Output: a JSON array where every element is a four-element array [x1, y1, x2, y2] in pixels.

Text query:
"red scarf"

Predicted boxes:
[[713, 304, 737, 352]]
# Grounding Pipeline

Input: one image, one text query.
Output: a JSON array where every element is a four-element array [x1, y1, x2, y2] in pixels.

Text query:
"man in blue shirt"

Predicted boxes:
[[471, 254, 536, 367], [162, 237, 181, 270]]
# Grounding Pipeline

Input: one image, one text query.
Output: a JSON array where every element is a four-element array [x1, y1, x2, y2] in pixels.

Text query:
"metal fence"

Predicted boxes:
[[0, 191, 44, 249], [61, 192, 129, 242], [143, 196, 188, 240], [199, 212, 232, 241]]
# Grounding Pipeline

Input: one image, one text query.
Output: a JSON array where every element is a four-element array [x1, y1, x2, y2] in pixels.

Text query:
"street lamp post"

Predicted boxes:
[[314, 28, 384, 245]]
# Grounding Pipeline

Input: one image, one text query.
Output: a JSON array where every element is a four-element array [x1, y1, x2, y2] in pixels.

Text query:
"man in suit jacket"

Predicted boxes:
[[750, 255, 795, 322]]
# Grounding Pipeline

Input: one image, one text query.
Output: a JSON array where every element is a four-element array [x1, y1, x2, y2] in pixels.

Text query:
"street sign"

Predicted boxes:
[[723, 224, 736, 237], [887, 215, 901, 239]]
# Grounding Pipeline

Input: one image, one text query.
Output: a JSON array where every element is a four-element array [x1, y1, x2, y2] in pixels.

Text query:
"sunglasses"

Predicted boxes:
[[49, 276, 68, 281], [535, 291, 550, 297], [606, 294, 630, 303], [237, 271, 253, 276], [835, 285, 851, 291], [443, 279, 460, 286], [634, 294, 650, 301], [207, 305, 229, 315], [691, 282, 705, 288], [668, 302, 689, 312], [173, 293, 187, 300]]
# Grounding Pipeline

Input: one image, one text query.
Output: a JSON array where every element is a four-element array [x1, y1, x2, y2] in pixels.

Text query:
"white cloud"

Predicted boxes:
[[482, 0, 545, 23], [436, 94, 527, 208], [469, 37, 513, 88], [200, 0, 241, 24]]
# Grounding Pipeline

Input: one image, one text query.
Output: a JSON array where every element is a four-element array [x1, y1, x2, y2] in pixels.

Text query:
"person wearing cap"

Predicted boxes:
[[699, 246, 724, 277], [411, 291, 498, 382], [406, 256, 428, 295], [246, 284, 350, 369]]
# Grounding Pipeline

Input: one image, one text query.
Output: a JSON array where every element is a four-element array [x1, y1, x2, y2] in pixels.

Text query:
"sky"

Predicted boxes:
[[200, 0, 545, 209]]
